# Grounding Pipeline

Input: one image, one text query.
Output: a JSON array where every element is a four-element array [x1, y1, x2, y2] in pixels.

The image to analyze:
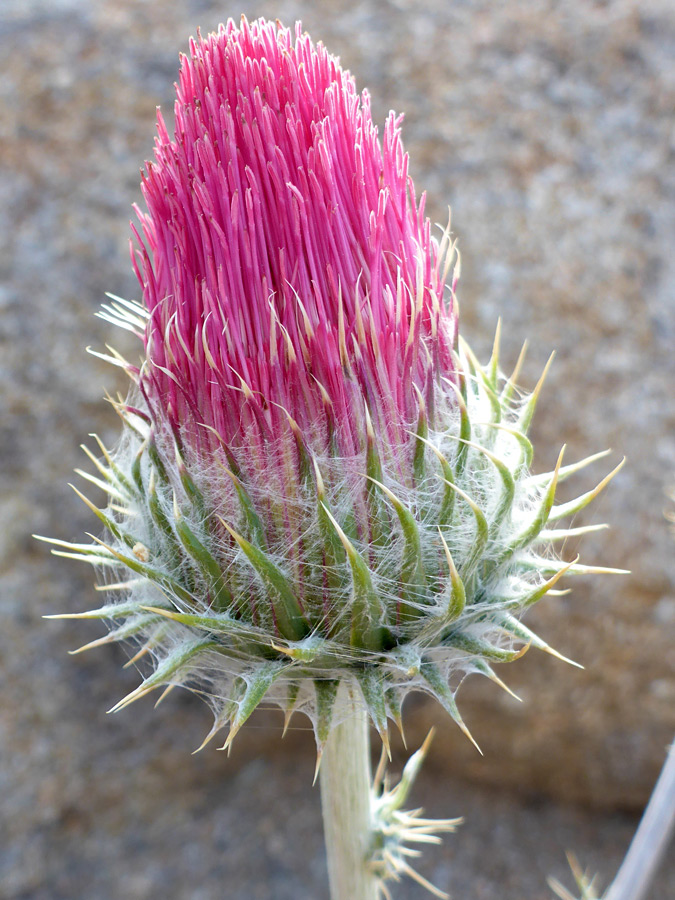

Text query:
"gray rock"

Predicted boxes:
[[2, 1, 674, 897]]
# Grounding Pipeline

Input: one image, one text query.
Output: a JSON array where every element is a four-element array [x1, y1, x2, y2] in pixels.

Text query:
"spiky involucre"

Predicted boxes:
[[43, 18, 624, 756]]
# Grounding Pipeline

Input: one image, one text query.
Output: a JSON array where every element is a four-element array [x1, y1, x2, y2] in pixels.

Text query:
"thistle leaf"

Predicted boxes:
[[487, 318, 502, 389], [497, 613, 583, 668], [500, 339, 528, 406], [271, 634, 336, 662], [196, 676, 248, 753], [147, 433, 171, 486], [517, 351, 555, 434], [176, 450, 206, 520], [366, 477, 427, 617], [80, 440, 138, 500], [470, 659, 521, 701], [457, 438, 515, 531], [108, 637, 217, 712], [443, 629, 526, 663], [379, 729, 436, 813], [523, 557, 629, 577], [505, 558, 577, 609], [527, 448, 612, 487], [437, 528, 466, 622], [282, 681, 301, 736], [220, 519, 309, 642], [548, 458, 625, 522], [86, 533, 194, 604], [390, 643, 423, 677], [412, 386, 429, 484], [459, 337, 502, 428], [68, 613, 161, 655], [419, 660, 481, 753], [319, 503, 387, 651], [139, 606, 274, 647], [221, 661, 286, 750], [68, 483, 141, 551], [174, 505, 232, 611], [385, 686, 406, 745], [498, 445, 565, 563], [130, 441, 146, 493], [478, 421, 534, 475], [49, 551, 119, 567], [364, 403, 384, 483], [362, 404, 394, 550], [34, 534, 115, 559], [313, 677, 340, 777], [438, 480, 489, 580], [147, 472, 174, 538], [409, 434, 456, 527], [223, 468, 267, 548], [43, 600, 151, 620], [537, 523, 609, 542], [72, 469, 128, 504], [357, 667, 390, 754]]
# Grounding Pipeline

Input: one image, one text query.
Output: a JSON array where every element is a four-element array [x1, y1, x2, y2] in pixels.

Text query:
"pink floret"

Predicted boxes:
[[132, 17, 457, 458]]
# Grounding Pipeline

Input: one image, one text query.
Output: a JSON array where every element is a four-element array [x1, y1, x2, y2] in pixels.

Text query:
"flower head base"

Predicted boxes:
[[42, 18, 624, 765]]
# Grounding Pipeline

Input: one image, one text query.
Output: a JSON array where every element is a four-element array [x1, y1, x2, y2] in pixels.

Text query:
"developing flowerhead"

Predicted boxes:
[[42, 17, 624, 757]]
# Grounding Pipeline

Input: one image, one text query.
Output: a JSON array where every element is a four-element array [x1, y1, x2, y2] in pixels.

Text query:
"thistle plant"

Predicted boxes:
[[40, 17, 625, 900]]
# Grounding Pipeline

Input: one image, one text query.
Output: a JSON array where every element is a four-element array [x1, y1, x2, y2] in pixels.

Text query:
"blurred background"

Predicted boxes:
[[1, 0, 674, 897]]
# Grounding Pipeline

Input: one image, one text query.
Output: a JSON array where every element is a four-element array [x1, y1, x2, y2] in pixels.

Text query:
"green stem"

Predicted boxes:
[[319, 683, 379, 900]]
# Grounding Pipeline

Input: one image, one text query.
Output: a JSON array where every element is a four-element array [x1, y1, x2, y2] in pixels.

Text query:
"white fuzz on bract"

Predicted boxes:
[[39, 309, 626, 761]]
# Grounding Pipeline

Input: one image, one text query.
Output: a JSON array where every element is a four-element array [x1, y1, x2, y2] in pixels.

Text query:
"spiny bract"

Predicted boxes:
[[41, 18, 624, 760], [42, 323, 623, 756]]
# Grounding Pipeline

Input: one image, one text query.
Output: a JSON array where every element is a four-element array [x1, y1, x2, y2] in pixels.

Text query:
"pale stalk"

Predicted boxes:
[[319, 683, 379, 900], [604, 737, 675, 900]]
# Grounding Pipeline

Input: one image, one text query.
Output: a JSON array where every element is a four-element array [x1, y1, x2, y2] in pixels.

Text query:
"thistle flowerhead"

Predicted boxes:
[[43, 17, 624, 760]]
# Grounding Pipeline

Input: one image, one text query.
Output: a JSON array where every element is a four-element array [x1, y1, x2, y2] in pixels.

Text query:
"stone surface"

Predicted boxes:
[[1, 0, 674, 897]]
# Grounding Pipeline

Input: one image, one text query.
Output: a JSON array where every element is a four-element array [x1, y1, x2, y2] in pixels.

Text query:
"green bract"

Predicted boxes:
[[41, 318, 624, 757]]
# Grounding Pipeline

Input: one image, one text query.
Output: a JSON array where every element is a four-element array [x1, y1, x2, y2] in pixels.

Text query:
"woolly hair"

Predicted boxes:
[[41, 308, 624, 756]]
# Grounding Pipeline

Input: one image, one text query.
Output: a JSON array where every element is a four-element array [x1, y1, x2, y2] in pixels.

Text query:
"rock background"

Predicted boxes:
[[1, 0, 673, 898]]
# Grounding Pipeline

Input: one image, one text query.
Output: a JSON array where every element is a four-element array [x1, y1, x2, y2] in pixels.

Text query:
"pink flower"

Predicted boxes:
[[44, 14, 623, 794], [131, 17, 457, 463]]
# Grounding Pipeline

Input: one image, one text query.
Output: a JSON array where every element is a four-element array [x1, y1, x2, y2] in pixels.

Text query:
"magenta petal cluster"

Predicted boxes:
[[132, 17, 457, 459]]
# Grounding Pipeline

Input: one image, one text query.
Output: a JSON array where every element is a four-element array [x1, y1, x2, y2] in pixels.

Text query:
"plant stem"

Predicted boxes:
[[604, 737, 675, 900], [319, 683, 379, 900]]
